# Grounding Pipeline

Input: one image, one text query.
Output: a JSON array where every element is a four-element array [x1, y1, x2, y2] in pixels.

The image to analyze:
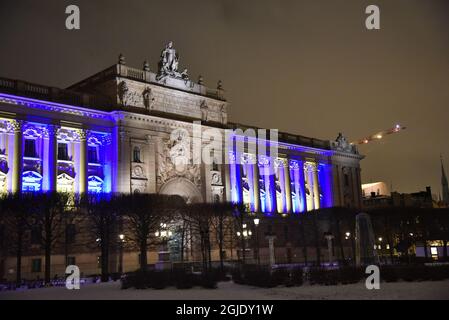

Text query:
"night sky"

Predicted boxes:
[[0, 0, 448, 196]]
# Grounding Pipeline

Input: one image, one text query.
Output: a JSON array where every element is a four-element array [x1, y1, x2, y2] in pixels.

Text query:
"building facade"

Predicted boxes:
[[0, 43, 364, 279]]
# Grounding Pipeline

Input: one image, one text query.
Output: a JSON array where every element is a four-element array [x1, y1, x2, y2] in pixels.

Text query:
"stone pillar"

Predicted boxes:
[[312, 163, 320, 210], [146, 135, 157, 193], [252, 157, 260, 212], [266, 235, 276, 268], [78, 129, 88, 194], [283, 160, 292, 213], [325, 234, 335, 265], [11, 120, 23, 193], [47, 125, 58, 191], [299, 160, 307, 212]]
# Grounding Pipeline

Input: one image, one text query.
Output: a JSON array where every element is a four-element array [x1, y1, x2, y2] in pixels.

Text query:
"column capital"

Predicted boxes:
[[11, 119, 23, 132], [46, 124, 60, 136], [77, 128, 90, 141]]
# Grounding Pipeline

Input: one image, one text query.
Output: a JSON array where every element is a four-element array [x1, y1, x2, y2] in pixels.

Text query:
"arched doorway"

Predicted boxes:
[[159, 177, 203, 204]]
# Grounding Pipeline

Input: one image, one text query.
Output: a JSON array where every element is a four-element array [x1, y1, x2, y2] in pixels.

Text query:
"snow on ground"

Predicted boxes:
[[0, 280, 448, 300]]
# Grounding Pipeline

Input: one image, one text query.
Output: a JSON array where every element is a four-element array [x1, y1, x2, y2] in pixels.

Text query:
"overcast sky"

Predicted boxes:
[[0, 0, 448, 195]]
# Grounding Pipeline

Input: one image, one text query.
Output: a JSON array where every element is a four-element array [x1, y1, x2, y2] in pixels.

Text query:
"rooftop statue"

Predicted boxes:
[[156, 41, 189, 81]]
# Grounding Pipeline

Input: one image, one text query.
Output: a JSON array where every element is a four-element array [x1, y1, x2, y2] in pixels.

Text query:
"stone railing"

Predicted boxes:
[[0, 77, 113, 110], [226, 122, 331, 150]]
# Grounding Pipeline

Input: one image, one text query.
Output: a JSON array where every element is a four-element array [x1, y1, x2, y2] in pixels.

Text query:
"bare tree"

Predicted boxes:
[[29, 192, 70, 285], [84, 193, 118, 282], [120, 193, 180, 272], [209, 202, 233, 274], [0, 193, 33, 285]]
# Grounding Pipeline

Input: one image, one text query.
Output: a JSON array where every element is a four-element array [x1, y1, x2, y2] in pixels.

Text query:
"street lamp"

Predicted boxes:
[[345, 231, 356, 265], [155, 223, 172, 270], [118, 234, 125, 274], [236, 223, 252, 264], [253, 217, 260, 265]]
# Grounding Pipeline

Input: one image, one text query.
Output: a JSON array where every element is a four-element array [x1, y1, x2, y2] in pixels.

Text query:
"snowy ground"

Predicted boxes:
[[1, 280, 448, 300]]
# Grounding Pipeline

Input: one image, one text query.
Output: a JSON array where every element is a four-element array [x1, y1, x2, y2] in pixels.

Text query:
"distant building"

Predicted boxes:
[[362, 182, 389, 197], [362, 184, 434, 209]]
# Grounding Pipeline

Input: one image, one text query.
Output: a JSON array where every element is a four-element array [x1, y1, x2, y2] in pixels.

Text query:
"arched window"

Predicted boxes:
[[133, 147, 141, 163]]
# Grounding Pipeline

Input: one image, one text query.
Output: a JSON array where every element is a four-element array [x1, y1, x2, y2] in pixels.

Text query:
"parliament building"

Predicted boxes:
[[0, 42, 363, 279]]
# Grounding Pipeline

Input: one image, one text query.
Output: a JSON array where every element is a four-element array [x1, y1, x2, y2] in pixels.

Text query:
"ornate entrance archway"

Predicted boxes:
[[159, 177, 203, 204]]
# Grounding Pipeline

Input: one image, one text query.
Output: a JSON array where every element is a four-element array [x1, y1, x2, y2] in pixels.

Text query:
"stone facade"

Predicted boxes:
[[0, 44, 363, 280]]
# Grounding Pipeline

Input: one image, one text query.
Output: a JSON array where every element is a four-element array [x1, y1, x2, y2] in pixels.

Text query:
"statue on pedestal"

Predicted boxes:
[[156, 41, 189, 81]]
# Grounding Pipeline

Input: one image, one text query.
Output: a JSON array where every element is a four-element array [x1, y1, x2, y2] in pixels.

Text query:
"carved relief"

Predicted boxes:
[[143, 87, 155, 111], [200, 100, 209, 121], [157, 130, 201, 187], [211, 171, 222, 186], [118, 81, 142, 107]]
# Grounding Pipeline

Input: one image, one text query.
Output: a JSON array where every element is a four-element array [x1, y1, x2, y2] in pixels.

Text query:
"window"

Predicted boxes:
[[88, 146, 98, 163], [24, 139, 37, 158], [66, 256, 76, 266], [66, 224, 76, 244], [31, 258, 42, 272], [30, 227, 41, 245], [133, 147, 141, 163], [58, 143, 69, 161]]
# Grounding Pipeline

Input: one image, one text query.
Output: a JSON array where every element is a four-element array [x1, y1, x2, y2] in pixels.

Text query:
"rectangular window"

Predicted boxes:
[[31, 258, 42, 273], [58, 143, 69, 161], [24, 139, 37, 158], [88, 146, 98, 163], [66, 224, 76, 244]]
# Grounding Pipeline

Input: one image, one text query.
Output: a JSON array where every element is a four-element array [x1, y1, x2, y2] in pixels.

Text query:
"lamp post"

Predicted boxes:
[[118, 234, 125, 274], [377, 237, 383, 264], [236, 223, 252, 264], [253, 217, 260, 265], [345, 231, 356, 265], [155, 223, 172, 271]]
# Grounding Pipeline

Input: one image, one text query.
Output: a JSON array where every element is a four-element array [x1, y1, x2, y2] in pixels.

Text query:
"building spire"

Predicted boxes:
[[441, 154, 449, 204]]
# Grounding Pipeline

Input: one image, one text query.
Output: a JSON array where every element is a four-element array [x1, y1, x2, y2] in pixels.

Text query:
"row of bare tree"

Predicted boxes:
[[1, 192, 448, 286], [0, 192, 246, 285]]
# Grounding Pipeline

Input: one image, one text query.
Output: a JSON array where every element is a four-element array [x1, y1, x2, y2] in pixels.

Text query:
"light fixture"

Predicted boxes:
[[254, 218, 260, 226], [236, 231, 241, 237], [345, 232, 351, 237], [119, 234, 125, 240], [378, 237, 383, 242]]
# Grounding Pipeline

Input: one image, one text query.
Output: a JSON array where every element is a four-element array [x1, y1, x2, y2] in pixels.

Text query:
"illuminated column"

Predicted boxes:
[[11, 120, 23, 193], [252, 155, 260, 212], [283, 159, 292, 213], [78, 129, 88, 194], [45, 125, 58, 191], [312, 163, 320, 209], [299, 160, 307, 212]]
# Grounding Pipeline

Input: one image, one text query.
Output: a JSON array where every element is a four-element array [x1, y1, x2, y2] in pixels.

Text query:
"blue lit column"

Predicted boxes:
[[298, 160, 307, 212], [78, 129, 88, 194], [312, 163, 320, 209], [283, 159, 292, 213], [251, 156, 260, 212], [11, 120, 23, 193], [44, 125, 58, 191]]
